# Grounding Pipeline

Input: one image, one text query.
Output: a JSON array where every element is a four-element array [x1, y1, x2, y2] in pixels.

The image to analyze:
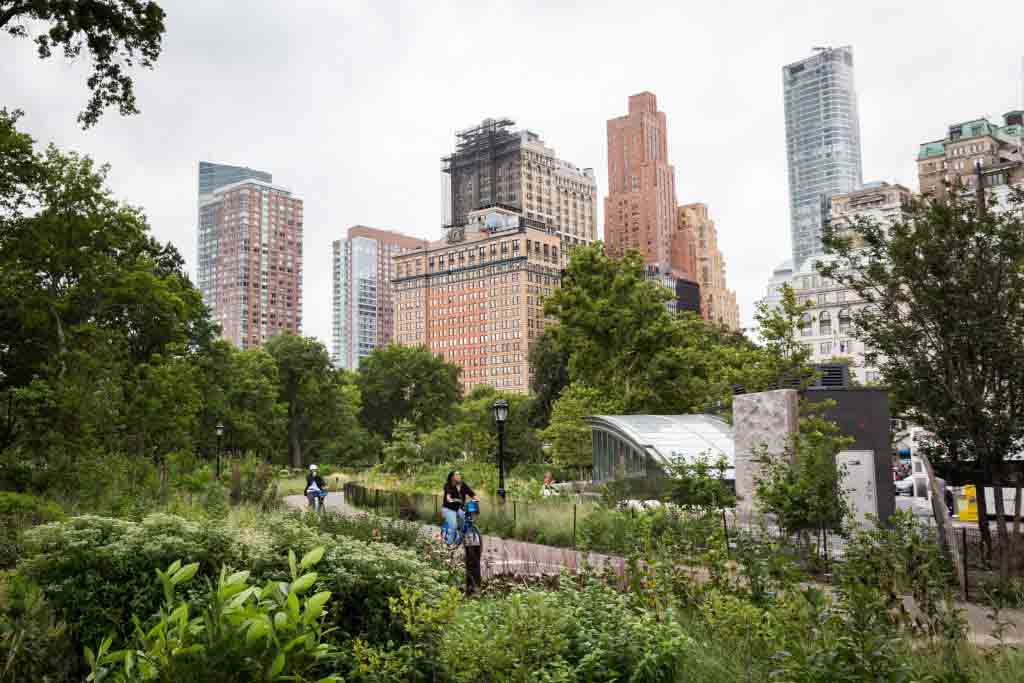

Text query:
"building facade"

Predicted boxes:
[[604, 92, 695, 286], [331, 226, 424, 369], [442, 119, 597, 257], [677, 203, 741, 330], [791, 182, 912, 384], [783, 46, 863, 269], [197, 173, 303, 349], [917, 111, 1024, 202], [392, 207, 561, 394]]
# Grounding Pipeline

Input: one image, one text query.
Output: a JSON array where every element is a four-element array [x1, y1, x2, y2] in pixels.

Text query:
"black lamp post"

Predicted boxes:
[[215, 422, 225, 479], [492, 399, 509, 501]]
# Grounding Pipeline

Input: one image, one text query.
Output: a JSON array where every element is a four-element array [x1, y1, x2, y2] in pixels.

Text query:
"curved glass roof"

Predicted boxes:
[[586, 414, 735, 477]]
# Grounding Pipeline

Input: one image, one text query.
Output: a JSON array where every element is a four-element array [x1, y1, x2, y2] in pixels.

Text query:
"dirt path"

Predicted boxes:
[[283, 492, 1024, 646]]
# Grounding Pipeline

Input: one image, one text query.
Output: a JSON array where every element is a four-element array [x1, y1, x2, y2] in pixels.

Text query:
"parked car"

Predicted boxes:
[[895, 476, 915, 496]]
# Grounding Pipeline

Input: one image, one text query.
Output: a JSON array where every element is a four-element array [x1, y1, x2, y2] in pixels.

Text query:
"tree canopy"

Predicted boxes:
[[1, 0, 167, 127], [356, 344, 462, 439]]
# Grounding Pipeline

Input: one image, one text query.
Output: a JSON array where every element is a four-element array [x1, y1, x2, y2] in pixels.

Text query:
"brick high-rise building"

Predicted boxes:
[[197, 163, 303, 349], [332, 226, 424, 369], [443, 119, 598, 259], [392, 206, 561, 395], [604, 92, 696, 297], [677, 203, 740, 331]]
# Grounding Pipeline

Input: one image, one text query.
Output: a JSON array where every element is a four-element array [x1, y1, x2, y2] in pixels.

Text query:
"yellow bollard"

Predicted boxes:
[[959, 484, 979, 522]]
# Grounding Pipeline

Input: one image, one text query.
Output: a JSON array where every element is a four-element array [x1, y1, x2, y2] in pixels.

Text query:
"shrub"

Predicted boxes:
[[437, 580, 699, 682], [86, 549, 342, 682], [18, 514, 240, 651], [0, 492, 65, 569], [247, 515, 450, 645], [0, 573, 78, 683]]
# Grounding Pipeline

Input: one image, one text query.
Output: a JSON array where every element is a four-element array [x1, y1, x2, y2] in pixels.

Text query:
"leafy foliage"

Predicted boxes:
[[542, 383, 621, 477], [1, 0, 167, 127], [86, 549, 341, 682], [356, 344, 462, 440], [753, 402, 854, 537]]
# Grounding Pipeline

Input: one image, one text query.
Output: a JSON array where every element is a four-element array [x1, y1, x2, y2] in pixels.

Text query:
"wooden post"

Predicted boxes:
[[919, 452, 966, 596]]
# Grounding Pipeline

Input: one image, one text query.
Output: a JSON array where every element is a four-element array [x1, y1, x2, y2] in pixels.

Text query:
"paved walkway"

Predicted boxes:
[[284, 493, 628, 579], [284, 492, 1024, 646]]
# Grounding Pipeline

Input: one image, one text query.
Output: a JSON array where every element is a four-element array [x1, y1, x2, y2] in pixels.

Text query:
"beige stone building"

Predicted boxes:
[[917, 111, 1024, 202], [676, 203, 740, 330], [392, 207, 561, 394], [789, 182, 913, 384]]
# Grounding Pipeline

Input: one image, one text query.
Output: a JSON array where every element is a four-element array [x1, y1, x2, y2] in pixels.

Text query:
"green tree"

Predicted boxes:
[[752, 283, 815, 390], [545, 245, 676, 408], [458, 386, 541, 468], [547, 243, 767, 415], [356, 344, 461, 439], [264, 334, 334, 468], [542, 383, 622, 479], [821, 186, 1024, 576], [754, 402, 854, 547], [305, 368, 369, 465], [381, 419, 421, 476], [1, 0, 167, 127], [0, 117, 210, 474], [527, 328, 569, 428]]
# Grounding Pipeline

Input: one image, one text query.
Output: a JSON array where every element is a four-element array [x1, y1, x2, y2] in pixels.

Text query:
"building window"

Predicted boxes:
[[800, 313, 813, 337], [820, 341, 833, 355], [838, 308, 852, 334], [819, 311, 831, 335]]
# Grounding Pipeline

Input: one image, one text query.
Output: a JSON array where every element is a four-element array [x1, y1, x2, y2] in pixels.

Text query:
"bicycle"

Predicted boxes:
[[307, 489, 328, 515], [443, 499, 481, 548]]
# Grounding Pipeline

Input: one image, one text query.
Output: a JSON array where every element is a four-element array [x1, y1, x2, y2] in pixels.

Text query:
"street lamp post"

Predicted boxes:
[[215, 422, 225, 480], [492, 399, 509, 501]]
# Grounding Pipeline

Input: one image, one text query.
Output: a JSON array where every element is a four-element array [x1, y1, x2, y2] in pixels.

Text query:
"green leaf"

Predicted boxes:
[[268, 651, 286, 679], [289, 572, 317, 595], [304, 591, 331, 624], [247, 620, 270, 645], [167, 559, 182, 576], [299, 546, 325, 570], [227, 570, 251, 585], [171, 562, 199, 586], [274, 611, 288, 632], [288, 549, 297, 579], [287, 591, 300, 622]]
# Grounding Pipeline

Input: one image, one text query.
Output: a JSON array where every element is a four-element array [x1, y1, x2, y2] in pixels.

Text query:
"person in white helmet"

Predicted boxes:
[[305, 464, 327, 509]]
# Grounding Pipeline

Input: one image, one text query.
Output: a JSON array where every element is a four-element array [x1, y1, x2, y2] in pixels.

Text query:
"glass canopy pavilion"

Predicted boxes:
[[586, 415, 735, 483]]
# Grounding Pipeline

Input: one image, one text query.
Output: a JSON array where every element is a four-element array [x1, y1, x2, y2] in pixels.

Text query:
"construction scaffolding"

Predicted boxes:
[[441, 118, 522, 228]]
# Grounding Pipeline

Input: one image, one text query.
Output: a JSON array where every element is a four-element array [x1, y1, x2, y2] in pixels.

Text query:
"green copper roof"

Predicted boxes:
[[918, 141, 945, 160]]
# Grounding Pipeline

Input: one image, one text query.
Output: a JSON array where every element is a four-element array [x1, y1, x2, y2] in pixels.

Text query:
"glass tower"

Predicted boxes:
[[783, 46, 863, 270]]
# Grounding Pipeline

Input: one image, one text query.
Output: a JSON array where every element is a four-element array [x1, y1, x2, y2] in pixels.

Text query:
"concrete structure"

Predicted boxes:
[[442, 119, 597, 258], [677, 203, 740, 330], [332, 226, 424, 369], [733, 390, 799, 512], [783, 46, 863, 269], [917, 111, 1024, 203], [392, 206, 561, 394], [197, 165, 302, 349], [758, 260, 795, 317], [604, 92, 696, 291]]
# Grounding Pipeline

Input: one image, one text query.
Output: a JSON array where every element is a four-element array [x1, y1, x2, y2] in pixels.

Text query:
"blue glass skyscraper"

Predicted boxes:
[[783, 46, 863, 269]]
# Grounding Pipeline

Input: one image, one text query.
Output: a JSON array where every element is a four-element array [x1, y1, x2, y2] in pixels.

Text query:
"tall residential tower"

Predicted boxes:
[[783, 46, 863, 270], [332, 226, 424, 369], [197, 162, 303, 349]]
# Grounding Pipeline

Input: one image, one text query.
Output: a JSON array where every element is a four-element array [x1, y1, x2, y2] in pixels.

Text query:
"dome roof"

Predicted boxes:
[[585, 414, 735, 477]]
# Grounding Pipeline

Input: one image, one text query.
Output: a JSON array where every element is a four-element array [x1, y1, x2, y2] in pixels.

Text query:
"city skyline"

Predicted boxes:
[[5, 1, 1024, 347]]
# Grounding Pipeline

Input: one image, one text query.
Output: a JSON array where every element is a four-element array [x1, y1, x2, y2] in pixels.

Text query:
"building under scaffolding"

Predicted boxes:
[[442, 118, 522, 228]]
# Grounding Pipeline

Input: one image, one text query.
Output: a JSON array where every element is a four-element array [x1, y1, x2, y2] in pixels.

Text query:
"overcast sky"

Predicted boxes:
[[3, 0, 1024, 348]]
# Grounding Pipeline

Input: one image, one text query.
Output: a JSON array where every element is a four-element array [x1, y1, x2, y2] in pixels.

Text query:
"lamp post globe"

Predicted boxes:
[[492, 399, 509, 501], [215, 422, 225, 479]]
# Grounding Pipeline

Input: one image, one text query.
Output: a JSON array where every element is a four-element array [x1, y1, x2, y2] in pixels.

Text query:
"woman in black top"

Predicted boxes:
[[442, 470, 477, 541]]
